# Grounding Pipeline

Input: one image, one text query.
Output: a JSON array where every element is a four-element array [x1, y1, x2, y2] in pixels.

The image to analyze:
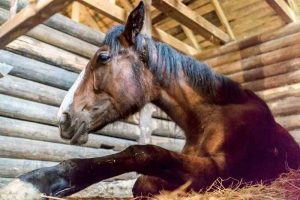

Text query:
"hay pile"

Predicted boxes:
[[154, 169, 300, 200], [61, 169, 299, 200]]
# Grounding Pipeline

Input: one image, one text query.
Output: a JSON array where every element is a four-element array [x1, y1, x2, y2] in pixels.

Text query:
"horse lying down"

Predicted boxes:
[[1, 2, 299, 200]]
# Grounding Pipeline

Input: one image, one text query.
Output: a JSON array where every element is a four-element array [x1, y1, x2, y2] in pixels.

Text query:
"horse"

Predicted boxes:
[[1, 2, 300, 199]]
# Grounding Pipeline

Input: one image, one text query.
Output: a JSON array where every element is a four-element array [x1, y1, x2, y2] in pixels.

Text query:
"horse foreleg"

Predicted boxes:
[[1, 145, 222, 199]]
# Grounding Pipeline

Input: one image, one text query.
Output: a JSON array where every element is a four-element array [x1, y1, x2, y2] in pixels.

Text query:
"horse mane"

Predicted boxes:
[[103, 25, 243, 104]]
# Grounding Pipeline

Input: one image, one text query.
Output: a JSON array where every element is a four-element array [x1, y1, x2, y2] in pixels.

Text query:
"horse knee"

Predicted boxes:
[[132, 176, 176, 197], [132, 176, 160, 197]]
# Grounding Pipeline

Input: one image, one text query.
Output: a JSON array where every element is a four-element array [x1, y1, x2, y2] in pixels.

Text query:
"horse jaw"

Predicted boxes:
[[0, 179, 42, 200]]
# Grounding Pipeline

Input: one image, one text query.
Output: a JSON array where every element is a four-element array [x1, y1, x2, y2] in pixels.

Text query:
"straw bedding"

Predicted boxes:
[[63, 169, 299, 200]]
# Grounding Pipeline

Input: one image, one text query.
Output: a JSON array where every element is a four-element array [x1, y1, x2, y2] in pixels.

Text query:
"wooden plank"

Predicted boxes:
[[0, 158, 56, 178], [0, 116, 136, 151], [214, 44, 300, 75], [269, 97, 300, 117], [290, 130, 300, 143], [242, 68, 300, 92], [211, 0, 235, 40], [0, 94, 58, 125], [46, 14, 105, 46], [0, 0, 74, 49], [151, 135, 184, 152], [196, 23, 300, 60], [152, 118, 185, 139], [0, 75, 66, 106], [229, 57, 300, 85], [6, 35, 88, 72], [266, 0, 295, 23], [276, 114, 300, 131], [152, 0, 230, 44], [256, 82, 300, 102], [0, 50, 78, 90], [206, 31, 300, 67], [79, 0, 199, 55], [0, 94, 141, 140], [0, 135, 114, 162]]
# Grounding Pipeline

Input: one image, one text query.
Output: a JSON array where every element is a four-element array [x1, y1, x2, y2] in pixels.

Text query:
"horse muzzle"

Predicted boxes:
[[58, 112, 89, 145]]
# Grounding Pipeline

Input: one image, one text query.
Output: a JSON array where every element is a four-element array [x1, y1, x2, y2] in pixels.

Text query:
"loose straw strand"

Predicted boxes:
[[41, 194, 67, 200]]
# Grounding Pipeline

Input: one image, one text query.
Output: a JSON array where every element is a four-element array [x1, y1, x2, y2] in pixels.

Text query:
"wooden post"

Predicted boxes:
[[141, 0, 152, 37], [71, 1, 80, 23], [9, 0, 17, 17], [138, 104, 155, 144]]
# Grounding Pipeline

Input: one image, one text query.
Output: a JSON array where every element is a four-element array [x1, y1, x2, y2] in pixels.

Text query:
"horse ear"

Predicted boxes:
[[120, 1, 145, 46]]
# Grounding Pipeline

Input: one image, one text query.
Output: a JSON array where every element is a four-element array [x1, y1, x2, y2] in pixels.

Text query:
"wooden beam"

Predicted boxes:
[[0, 0, 74, 49], [152, 9, 200, 49], [181, 25, 200, 50], [79, 0, 199, 55], [266, 0, 295, 23], [71, 1, 80, 23], [152, 0, 230, 44], [211, 0, 235, 40], [81, 7, 102, 31]]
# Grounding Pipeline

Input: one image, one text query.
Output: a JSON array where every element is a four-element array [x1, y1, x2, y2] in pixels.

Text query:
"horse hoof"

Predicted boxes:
[[0, 179, 42, 200]]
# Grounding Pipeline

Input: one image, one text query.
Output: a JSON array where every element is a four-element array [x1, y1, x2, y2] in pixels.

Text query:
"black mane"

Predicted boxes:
[[103, 25, 243, 103]]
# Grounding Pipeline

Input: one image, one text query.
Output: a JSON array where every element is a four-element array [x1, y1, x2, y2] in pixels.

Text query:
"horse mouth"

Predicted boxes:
[[70, 122, 88, 145]]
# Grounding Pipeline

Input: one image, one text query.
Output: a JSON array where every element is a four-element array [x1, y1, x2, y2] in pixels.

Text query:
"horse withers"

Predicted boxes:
[[1, 2, 299, 199]]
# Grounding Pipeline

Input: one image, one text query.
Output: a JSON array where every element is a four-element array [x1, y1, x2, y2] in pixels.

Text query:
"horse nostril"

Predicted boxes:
[[59, 112, 71, 127]]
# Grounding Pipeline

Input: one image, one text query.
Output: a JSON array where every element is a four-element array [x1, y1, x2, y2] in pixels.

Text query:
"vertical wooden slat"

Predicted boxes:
[[9, 0, 18, 18], [71, 1, 81, 23]]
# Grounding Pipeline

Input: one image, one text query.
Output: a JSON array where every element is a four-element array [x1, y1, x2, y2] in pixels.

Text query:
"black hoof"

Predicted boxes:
[[19, 165, 75, 197]]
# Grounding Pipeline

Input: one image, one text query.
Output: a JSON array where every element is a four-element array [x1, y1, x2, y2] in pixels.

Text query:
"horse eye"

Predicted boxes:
[[97, 52, 111, 64]]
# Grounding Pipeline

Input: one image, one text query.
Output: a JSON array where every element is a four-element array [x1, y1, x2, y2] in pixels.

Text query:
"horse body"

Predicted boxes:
[[154, 77, 299, 186], [1, 2, 299, 199]]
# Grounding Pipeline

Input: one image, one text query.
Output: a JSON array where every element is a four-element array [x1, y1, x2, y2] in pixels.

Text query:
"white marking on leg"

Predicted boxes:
[[0, 179, 42, 200], [57, 69, 86, 121]]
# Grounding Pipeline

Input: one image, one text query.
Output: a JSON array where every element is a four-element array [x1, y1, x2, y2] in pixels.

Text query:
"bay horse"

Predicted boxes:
[[1, 2, 300, 199]]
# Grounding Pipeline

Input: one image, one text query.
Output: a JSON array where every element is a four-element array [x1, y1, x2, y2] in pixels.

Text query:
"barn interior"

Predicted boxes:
[[0, 0, 299, 199]]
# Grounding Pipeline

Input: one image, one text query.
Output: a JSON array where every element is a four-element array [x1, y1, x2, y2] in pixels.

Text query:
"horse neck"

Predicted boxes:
[[151, 70, 245, 141], [152, 73, 214, 139]]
